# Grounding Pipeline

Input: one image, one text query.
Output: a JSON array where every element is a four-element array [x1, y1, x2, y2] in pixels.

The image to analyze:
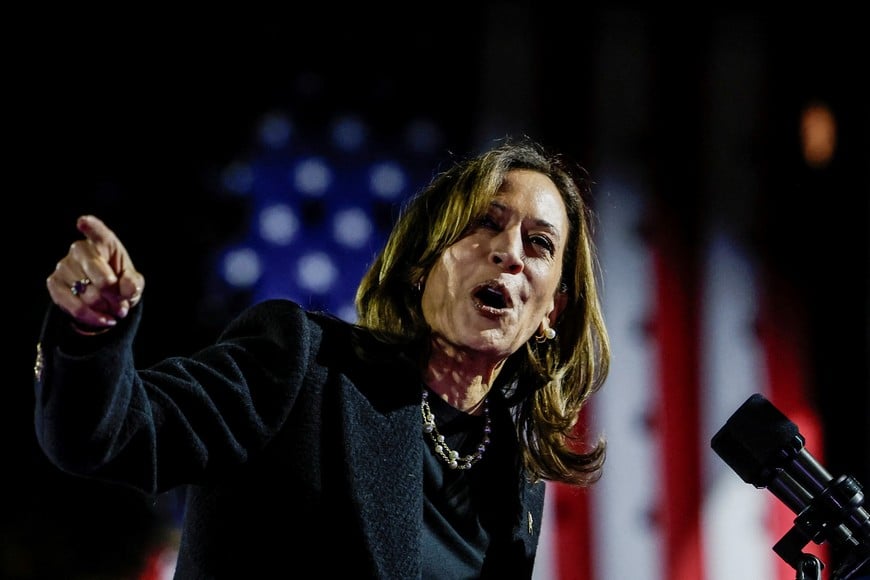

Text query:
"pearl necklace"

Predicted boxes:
[[421, 389, 491, 470]]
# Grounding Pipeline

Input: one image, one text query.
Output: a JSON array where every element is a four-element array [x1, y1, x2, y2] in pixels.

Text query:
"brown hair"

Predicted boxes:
[[355, 136, 610, 486]]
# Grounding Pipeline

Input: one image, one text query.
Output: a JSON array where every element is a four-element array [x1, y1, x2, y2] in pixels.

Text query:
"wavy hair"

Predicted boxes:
[[355, 136, 610, 486]]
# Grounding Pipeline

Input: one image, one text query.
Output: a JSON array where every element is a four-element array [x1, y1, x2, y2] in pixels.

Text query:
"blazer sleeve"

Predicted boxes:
[[34, 298, 317, 495]]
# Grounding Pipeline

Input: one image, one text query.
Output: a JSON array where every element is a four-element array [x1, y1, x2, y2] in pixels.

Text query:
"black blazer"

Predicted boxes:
[[34, 299, 546, 578]]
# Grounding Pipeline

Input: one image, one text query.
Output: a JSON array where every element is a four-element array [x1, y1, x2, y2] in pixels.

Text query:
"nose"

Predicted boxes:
[[490, 229, 524, 274]]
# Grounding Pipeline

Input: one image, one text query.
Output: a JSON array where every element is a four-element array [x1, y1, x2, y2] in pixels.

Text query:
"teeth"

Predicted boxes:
[[476, 285, 508, 309]]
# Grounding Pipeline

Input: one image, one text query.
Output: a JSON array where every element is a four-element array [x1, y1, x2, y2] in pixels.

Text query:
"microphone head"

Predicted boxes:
[[711, 393, 805, 488]]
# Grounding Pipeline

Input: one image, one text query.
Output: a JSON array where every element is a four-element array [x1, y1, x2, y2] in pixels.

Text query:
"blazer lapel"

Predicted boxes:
[[340, 380, 424, 578]]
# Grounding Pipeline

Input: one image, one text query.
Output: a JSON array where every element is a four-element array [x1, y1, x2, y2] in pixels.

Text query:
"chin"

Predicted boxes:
[[467, 331, 516, 356]]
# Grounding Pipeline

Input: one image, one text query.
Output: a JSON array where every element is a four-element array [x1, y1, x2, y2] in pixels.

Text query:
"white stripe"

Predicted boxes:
[[697, 14, 778, 580], [700, 229, 776, 580], [591, 179, 663, 580]]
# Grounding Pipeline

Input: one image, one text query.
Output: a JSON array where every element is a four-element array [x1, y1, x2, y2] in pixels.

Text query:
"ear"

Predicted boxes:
[[547, 289, 569, 327]]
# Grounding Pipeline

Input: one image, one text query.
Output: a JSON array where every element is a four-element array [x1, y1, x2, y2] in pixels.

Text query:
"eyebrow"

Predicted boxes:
[[489, 201, 562, 240]]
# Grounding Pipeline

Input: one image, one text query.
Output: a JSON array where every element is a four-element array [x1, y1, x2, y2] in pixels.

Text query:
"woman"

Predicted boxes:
[[35, 137, 610, 578]]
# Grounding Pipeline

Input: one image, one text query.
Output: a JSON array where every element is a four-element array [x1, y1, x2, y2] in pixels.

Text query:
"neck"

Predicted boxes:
[[422, 335, 505, 414]]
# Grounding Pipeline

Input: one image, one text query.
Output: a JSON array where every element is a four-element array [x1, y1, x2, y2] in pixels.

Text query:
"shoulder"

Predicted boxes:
[[223, 298, 353, 340], [223, 298, 418, 367]]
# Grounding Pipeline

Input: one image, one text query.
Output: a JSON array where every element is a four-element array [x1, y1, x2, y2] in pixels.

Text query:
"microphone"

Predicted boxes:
[[711, 393, 870, 579]]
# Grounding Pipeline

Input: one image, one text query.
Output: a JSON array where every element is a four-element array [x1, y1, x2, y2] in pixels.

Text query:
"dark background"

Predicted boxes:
[[8, 6, 868, 578]]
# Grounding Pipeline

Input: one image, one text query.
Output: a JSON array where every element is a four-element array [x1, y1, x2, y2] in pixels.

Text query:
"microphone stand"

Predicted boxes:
[[796, 555, 823, 580], [768, 468, 870, 580]]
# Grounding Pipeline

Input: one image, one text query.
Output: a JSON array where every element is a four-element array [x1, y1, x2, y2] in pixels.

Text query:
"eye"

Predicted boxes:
[[461, 215, 501, 239], [528, 233, 555, 255], [477, 215, 499, 230]]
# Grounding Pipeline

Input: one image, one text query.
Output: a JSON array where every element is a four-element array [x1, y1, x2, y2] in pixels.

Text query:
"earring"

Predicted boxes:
[[534, 325, 557, 343]]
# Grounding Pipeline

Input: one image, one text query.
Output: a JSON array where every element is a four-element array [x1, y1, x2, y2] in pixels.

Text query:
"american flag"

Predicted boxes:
[[532, 181, 830, 580]]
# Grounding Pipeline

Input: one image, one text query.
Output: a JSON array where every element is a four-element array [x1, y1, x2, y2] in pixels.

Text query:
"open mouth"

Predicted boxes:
[[472, 282, 513, 311]]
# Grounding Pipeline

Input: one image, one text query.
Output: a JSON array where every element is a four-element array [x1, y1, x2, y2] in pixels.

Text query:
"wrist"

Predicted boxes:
[[70, 321, 113, 336]]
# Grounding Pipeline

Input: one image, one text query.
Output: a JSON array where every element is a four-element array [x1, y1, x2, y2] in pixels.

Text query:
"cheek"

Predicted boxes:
[[420, 247, 472, 320], [421, 259, 452, 316], [527, 265, 562, 312], [531, 261, 562, 293], [427, 247, 465, 290]]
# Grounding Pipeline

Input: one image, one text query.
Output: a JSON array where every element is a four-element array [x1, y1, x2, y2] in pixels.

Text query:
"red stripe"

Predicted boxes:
[[553, 404, 595, 579], [553, 482, 592, 579], [652, 228, 704, 580], [759, 273, 829, 580]]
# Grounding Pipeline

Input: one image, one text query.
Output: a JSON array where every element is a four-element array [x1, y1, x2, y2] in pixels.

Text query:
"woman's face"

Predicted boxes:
[[421, 168, 569, 360]]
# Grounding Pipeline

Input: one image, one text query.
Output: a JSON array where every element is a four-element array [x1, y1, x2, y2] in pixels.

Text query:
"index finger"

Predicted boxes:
[[76, 214, 138, 278], [76, 214, 115, 245]]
